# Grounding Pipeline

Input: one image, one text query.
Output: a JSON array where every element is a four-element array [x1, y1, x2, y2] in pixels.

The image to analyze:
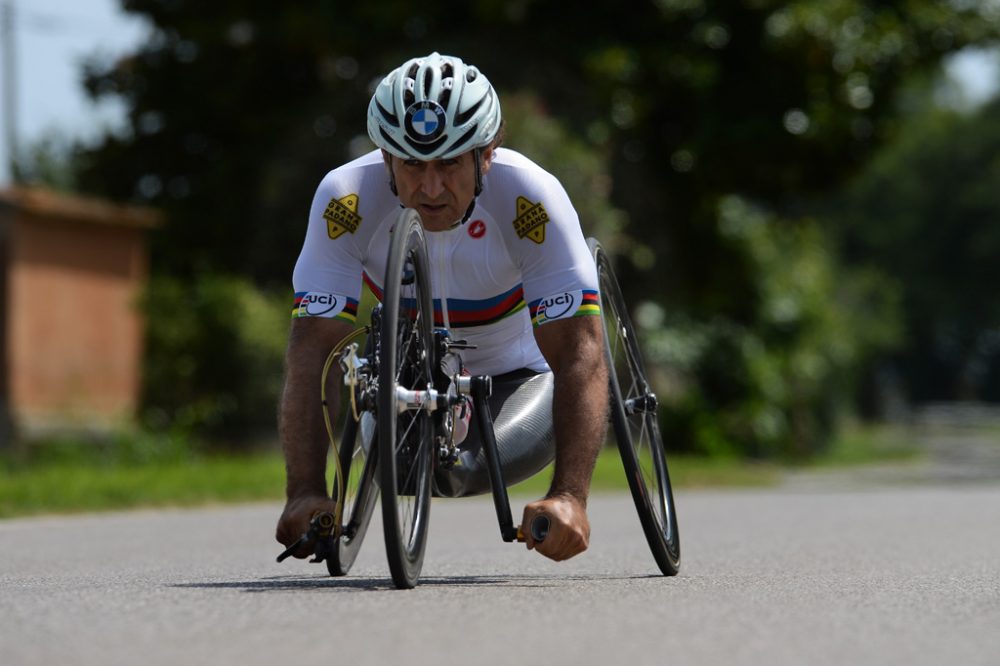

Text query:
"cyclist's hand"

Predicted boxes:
[[276, 495, 338, 559], [522, 494, 590, 562]]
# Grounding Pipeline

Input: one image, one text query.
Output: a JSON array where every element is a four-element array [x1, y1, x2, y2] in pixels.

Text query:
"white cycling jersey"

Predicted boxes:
[[291, 148, 600, 376]]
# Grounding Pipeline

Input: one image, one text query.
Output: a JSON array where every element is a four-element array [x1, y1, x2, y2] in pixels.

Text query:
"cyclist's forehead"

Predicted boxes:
[[399, 151, 476, 166]]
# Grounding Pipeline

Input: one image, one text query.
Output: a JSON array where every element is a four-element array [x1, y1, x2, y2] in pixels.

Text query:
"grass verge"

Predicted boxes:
[[508, 449, 781, 497], [0, 445, 777, 519], [0, 451, 286, 519], [0, 422, 915, 518]]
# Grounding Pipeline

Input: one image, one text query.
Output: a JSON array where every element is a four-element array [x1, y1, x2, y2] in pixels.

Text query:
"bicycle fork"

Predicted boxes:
[[395, 372, 548, 543]]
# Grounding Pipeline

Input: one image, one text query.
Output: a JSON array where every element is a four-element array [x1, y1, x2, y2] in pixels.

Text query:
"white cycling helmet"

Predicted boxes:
[[367, 52, 502, 161]]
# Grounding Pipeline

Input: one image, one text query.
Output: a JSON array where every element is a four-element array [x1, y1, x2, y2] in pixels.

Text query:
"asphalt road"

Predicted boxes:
[[2, 480, 999, 666]]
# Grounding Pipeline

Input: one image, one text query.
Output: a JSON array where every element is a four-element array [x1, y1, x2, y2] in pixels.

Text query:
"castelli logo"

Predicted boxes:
[[468, 220, 486, 239]]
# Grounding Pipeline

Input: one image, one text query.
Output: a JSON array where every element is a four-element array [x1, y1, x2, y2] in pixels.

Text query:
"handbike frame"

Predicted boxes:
[[279, 222, 675, 583], [347, 323, 535, 544]]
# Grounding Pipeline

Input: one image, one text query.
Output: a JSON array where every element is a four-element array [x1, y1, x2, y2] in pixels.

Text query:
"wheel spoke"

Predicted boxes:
[[395, 413, 421, 453]]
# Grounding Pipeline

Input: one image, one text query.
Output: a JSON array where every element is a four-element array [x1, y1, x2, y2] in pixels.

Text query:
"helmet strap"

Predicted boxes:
[[458, 198, 476, 226], [474, 147, 485, 196], [455, 148, 485, 226]]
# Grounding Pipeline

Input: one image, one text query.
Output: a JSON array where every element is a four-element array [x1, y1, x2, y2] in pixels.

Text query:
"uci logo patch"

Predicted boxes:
[[531, 290, 583, 326], [295, 292, 339, 317], [404, 101, 447, 144], [540, 292, 576, 319]]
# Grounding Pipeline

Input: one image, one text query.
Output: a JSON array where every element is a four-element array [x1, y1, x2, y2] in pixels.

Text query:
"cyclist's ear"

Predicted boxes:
[[480, 147, 495, 176]]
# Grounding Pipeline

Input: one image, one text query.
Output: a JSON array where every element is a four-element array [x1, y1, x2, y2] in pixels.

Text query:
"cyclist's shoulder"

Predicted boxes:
[[489, 148, 561, 185], [318, 150, 384, 189], [485, 148, 571, 204], [312, 150, 395, 217], [483, 148, 574, 220]]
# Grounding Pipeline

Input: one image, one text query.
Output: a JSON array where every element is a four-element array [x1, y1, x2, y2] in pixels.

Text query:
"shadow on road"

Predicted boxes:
[[172, 573, 660, 593]]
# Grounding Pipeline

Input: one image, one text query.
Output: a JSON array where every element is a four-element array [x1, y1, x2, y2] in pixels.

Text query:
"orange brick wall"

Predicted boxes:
[[7, 212, 147, 429]]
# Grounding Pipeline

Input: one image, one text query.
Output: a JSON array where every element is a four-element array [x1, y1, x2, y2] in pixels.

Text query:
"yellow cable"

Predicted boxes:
[[320, 326, 370, 535]]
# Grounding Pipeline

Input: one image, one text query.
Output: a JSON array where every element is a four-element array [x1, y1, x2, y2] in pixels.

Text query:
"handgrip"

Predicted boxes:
[[276, 512, 336, 563], [516, 515, 551, 543], [276, 536, 307, 563]]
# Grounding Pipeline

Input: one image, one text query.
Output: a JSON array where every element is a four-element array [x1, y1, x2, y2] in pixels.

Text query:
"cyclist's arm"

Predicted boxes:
[[524, 314, 608, 560], [275, 316, 354, 552]]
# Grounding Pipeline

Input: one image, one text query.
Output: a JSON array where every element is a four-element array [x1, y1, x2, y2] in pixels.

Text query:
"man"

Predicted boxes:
[[276, 52, 608, 562]]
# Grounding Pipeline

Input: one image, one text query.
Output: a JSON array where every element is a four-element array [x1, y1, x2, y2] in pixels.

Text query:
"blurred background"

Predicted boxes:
[[3, 0, 1000, 465]]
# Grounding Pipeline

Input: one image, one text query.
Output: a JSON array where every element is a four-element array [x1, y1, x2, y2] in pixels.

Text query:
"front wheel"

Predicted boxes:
[[378, 209, 436, 589], [590, 238, 681, 576]]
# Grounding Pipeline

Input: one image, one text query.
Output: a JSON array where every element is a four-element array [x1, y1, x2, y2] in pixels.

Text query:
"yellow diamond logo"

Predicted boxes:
[[512, 196, 549, 245], [324, 193, 362, 239]]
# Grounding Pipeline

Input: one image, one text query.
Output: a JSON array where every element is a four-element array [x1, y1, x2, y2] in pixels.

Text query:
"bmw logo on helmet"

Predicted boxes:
[[404, 101, 447, 144]]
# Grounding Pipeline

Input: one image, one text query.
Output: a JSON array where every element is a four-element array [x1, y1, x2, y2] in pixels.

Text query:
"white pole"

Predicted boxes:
[[1, 0, 17, 185]]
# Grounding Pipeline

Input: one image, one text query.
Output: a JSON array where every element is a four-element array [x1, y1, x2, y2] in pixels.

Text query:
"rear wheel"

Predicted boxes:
[[378, 209, 436, 589], [326, 405, 379, 576], [590, 238, 681, 576]]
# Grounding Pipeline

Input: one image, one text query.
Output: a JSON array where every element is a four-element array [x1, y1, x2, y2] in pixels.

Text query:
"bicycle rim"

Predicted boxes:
[[378, 210, 435, 589], [327, 410, 379, 576], [592, 239, 681, 576]]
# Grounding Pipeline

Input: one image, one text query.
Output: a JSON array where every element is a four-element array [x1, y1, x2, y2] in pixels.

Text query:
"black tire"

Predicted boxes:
[[590, 238, 681, 576], [378, 209, 436, 589], [326, 400, 380, 576]]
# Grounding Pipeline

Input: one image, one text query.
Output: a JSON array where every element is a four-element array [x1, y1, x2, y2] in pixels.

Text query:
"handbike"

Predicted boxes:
[[277, 208, 680, 587]]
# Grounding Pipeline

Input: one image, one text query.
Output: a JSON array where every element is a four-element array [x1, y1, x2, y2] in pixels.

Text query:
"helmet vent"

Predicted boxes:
[[422, 68, 434, 96], [444, 127, 477, 155], [405, 132, 448, 156], [378, 128, 408, 155], [454, 97, 484, 126], [376, 100, 400, 127]]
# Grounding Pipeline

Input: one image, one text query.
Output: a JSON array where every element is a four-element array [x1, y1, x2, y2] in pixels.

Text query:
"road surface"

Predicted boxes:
[[2, 478, 999, 666]]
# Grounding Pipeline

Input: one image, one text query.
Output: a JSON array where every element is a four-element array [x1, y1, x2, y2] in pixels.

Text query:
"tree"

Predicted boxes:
[[77, 1, 1000, 284], [828, 95, 1000, 404], [71, 0, 1000, 449]]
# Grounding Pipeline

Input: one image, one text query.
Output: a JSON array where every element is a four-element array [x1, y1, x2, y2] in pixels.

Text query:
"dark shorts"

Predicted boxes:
[[432, 369, 555, 498]]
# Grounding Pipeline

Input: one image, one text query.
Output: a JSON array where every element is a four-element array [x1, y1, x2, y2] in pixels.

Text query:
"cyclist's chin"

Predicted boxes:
[[417, 207, 460, 231]]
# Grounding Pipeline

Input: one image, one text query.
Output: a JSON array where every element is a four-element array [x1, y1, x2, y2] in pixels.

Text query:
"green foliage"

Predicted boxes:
[[1, 442, 780, 518], [500, 93, 640, 260], [74, 1, 1000, 286], [140, 274, 289, 444], [11, 132, 81, 191], [0, 438, 286, 518], [826, 96, 1000, 402], [61, 1, 1000, 452], [639, 197, 901, 458], [0, 422, 920, 517]]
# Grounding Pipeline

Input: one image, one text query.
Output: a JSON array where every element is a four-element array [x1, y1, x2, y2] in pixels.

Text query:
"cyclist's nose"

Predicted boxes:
[[419, 167, 445, 198]]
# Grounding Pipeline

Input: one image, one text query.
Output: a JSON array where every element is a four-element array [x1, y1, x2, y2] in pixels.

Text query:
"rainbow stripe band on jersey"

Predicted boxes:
[[528, 290, 600, 327], [363, 273, 527, 329], [292, 292, 358, 323]]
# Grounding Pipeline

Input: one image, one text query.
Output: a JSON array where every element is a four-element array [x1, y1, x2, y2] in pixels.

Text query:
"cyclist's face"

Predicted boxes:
[[387, 150, 493, 231]]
